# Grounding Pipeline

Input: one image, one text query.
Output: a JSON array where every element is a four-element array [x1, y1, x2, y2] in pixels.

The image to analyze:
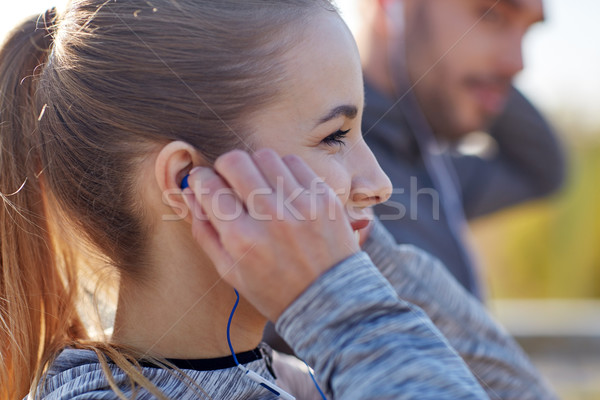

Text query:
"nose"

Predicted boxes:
[[349, 142, 392, 208], [499, 31, 525, 77]]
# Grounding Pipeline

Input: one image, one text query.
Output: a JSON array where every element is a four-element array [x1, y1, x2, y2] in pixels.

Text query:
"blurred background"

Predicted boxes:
[[341, 1, 600, 398], [3, 1, 600, 399], [468, 3, 600, 399]]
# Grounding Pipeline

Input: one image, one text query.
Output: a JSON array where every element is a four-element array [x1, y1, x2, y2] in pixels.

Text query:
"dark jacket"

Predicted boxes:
[[363, 83, 565, 298]]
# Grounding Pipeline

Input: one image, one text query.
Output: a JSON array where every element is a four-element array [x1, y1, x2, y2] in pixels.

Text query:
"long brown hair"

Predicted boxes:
[[0, 1, 337, 398]]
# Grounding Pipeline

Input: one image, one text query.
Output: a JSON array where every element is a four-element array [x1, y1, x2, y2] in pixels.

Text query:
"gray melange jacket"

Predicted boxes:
[[34, 219, 556, 400]]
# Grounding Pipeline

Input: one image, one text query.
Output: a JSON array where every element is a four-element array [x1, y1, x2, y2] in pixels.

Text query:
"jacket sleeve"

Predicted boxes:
[[452, 86, 566, 219], [275, 251, 489, 400], [363, 218, 558, 400]]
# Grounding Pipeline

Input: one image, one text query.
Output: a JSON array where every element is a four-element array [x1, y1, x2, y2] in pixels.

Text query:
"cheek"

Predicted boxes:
[[308, 156, 352, 203], [328, 173, 352, 204]]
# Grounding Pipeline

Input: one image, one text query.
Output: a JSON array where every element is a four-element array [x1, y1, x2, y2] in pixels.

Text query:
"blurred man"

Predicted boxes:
[[352, 0, 565, 299]]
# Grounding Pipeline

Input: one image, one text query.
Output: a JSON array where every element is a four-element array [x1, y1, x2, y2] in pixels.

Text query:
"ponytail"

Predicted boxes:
[[2, 1, 340, 398], [0, 14, 86, 400]]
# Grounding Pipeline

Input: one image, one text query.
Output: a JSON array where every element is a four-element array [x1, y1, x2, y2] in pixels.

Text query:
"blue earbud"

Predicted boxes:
[[181, 174, 190, 190]]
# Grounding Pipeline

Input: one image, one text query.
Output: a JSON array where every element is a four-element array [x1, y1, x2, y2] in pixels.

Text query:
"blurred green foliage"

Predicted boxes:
[[471, 137, 600, 299]]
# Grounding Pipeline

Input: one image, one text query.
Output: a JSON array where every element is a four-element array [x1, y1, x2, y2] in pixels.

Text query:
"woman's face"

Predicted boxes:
[[249, 11, 392, 230]]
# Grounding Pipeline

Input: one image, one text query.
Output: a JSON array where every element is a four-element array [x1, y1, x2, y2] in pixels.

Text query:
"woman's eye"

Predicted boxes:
[[322, 129, 350, 147]]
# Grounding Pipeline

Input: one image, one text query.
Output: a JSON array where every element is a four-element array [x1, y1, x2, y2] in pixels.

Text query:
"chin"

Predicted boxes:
[[452, 109, 497, 137]]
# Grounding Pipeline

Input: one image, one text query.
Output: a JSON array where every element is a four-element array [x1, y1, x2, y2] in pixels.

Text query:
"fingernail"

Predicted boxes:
[[189, 166, 203, 176], [183, 166, 208, 190]]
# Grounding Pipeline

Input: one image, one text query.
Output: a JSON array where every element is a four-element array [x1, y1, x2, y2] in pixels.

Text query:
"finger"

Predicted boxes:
[[182, 187, 208, 221], [214, 150, 273, 202], [187, 167, 246, 230], [282, 154, 329, 193], [182, 190, 233, 269], [252, 148, 302, 195]]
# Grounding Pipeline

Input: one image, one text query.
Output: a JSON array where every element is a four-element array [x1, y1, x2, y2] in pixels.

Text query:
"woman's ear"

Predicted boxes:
[[154, 141, 207, 220]]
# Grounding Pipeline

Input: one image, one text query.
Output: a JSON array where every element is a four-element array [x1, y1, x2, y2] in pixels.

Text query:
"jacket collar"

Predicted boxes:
[[363, 81, 428, 161]]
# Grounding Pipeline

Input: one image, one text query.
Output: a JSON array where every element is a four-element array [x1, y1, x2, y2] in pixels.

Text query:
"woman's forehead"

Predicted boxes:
[[277, 12, 364, 120]]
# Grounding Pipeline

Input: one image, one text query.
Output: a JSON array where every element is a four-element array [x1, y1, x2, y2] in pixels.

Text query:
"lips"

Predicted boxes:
[[474, 86, 509, 115], [466, 78, 511, 116], [350, 219, 370, 232]]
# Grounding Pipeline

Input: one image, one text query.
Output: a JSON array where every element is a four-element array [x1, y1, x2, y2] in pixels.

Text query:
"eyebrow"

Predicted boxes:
[[315, 105, 358, 127]]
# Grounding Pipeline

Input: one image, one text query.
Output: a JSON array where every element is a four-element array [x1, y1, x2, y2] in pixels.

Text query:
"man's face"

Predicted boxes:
[[402, 0, 544, 139]]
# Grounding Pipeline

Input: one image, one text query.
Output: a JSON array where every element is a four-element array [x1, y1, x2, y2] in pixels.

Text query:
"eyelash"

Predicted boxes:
[[322, 129, 350, 147]]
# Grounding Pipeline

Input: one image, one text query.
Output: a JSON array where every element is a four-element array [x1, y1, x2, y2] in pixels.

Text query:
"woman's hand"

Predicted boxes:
[[183, 149, 360, 322]]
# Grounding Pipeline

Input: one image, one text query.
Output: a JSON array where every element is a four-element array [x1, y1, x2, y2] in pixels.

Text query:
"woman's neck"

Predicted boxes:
[[111, 226, 266, 360]]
